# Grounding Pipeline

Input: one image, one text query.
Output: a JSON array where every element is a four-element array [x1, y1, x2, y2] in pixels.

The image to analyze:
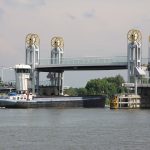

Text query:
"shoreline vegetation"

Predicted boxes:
[[64, 75, 127, 104]]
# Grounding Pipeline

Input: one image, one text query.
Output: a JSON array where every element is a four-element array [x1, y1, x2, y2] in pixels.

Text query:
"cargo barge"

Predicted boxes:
[[0, 94, 106, 108], [0, 64, 106, 109]]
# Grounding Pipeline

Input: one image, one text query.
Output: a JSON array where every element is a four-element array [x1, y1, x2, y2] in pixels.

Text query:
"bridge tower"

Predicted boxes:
[[25, 33, 40, 94], [127, 29, 145, 94], [47, 37, 64, 95]]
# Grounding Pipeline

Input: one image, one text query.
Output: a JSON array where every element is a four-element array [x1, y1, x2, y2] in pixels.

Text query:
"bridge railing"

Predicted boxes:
[[39, 56, 128, 66]]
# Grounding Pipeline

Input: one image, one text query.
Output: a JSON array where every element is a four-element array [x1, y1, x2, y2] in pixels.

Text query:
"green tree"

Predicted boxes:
[[76, 88, 87, 96], [85, 78, 116, 97], [85, 74, 126, 98], [104, 75, 126, 93], [64, 75, 126, 99], [64, 87, 78, 96]]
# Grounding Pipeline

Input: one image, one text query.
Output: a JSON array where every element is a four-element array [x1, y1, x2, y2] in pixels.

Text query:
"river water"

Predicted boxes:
[[0, 108, 150, 150]]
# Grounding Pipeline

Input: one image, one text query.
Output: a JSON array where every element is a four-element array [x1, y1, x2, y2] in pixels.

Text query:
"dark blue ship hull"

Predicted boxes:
[[0, 96, 106, 108]]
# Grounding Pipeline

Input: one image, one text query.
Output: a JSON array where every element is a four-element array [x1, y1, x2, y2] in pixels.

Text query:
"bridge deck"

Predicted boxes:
[[36, 57, 128, 72], [36, 64, 128, 72]]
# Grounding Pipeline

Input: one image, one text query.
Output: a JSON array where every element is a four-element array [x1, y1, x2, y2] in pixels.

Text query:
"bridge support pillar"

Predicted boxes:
[[48, 37, 64, 96], [127, 29, 145, 94], [25, 34, 40, 95]]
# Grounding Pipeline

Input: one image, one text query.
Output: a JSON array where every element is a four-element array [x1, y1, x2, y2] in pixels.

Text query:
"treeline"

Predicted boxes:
[[64, 75, 127, 100]]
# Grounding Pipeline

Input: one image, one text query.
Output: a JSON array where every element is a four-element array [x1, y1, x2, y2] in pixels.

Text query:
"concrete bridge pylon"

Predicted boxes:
[[47, 37, 64, 95], [127, 29, 146, 94], [25, 33, 40, 94]]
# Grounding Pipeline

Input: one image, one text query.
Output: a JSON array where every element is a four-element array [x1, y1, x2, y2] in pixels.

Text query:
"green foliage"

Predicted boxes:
[[86, 78, 107, 95], [85, 78, 118, 98], [64, 75, 126, 99], [76, 88, 87, 96], [104, 75, 126, 94], [64, 87, 88, 96], [64, 87, 78, 96]]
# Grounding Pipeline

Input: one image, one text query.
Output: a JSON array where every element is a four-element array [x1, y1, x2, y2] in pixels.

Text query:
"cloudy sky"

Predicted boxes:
[[0, 0, 150, 87]]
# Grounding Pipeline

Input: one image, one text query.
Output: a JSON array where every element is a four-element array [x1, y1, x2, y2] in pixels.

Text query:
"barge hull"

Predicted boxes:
[[0, 96, 106, 108]]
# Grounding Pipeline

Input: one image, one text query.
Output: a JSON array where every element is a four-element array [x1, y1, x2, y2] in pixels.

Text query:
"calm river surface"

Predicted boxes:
[[0, 108, 150, 150]]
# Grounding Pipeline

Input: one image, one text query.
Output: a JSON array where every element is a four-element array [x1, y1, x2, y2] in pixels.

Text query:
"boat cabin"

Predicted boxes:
[[14, 64, 31, 94]]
